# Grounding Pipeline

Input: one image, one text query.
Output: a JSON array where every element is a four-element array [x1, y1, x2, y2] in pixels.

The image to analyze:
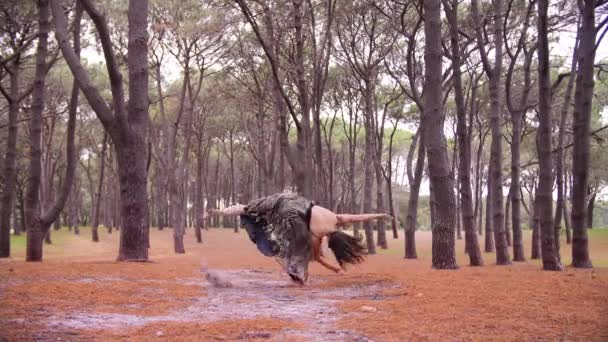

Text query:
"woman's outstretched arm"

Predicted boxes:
[[207, 204, 246, 216]]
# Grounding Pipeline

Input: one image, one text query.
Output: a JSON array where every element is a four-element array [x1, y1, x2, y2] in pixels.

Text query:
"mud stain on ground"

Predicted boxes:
[[46, 268, 399, 341]]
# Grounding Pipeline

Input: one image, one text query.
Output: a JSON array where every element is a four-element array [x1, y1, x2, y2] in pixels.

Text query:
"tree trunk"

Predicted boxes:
[[444, 0, 483, 265], [375, 160, 387, 249], [531, 189, 541, 259], [564, 176, 572, 244], [424, 0, 457, 269], [50, 0, 151, 261], [484, 190, 494, 252], [537, 0, 562, 271], [586, 193, 595, 229], [472, 0, 510, 265], [511, 111, 525, 261], [92, 133, 108, 243], [570, 0, 594, 268], [0, 59, 21, 258], [554, 16, 578, 259], [26, 0, 77, 261], [505, 189, 511, 247], [229, 132, 238, 233], [362, 81, 376, 255], [405, 130, 425, 259]]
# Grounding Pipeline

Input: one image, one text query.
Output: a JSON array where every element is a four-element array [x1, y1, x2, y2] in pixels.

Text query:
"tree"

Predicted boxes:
[[91, 133, 108, 242], [443, 0, 483, 266], [335, 1, 395, 253], [536, 0, 562, 271], [471, 0, 511, 265], [50, 0, 151, 261], [0, 1, 37, 258], [404, 127, 425, 259], [25, 0, 77, 261], [570, 0, 598, 268], [424, 0, 457, 269], [504, 0, 535, 262], [554, 17, 579, 253], [234, 0, 335, 200]]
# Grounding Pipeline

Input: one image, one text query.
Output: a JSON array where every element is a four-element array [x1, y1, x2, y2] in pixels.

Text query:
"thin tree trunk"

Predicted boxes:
[[92, 133, 108, 242], [564, 176, 572, 244], [0, 59, 21, 258], [484, 189, 494, 252], [505, 189, 511, 247], [586, 192, 595, 229], [363, 81, 376, 255], [405, 129, 424, 259], [511, 111, 525, 261], [531, 186, 541, 259]]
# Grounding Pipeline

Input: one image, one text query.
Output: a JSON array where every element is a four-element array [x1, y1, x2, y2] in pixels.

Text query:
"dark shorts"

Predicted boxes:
[[240, 215, 277, 257]]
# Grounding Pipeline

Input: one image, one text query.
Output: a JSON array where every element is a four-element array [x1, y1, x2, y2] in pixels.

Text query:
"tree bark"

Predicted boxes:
[[424, 0, 457, 269], [571, 0, 595, 268]]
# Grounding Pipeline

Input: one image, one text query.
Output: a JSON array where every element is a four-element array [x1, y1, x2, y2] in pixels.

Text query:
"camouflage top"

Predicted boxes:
[[243, 192, 314, 259]]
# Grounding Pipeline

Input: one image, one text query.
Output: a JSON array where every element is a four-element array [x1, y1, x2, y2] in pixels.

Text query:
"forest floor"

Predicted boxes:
[[1, 227, 608, 341]]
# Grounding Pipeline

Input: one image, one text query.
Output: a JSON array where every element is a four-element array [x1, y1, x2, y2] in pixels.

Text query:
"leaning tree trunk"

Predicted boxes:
[[570, 0, 595, 268], [424, 0, 457, 269]]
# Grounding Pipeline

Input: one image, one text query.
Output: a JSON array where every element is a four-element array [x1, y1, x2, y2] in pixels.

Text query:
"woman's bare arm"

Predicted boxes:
[[207, 204, 246, 216]]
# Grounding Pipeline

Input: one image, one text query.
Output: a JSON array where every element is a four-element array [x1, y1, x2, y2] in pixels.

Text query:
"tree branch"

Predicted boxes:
[[49, 0, 115, 127]]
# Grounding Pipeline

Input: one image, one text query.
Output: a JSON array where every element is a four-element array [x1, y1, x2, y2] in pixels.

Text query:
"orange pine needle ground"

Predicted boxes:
[[1, 228, 607, 341]]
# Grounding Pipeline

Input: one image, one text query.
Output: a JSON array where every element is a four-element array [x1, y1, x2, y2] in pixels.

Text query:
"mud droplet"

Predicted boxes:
[[360, 306, 377, 313]]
